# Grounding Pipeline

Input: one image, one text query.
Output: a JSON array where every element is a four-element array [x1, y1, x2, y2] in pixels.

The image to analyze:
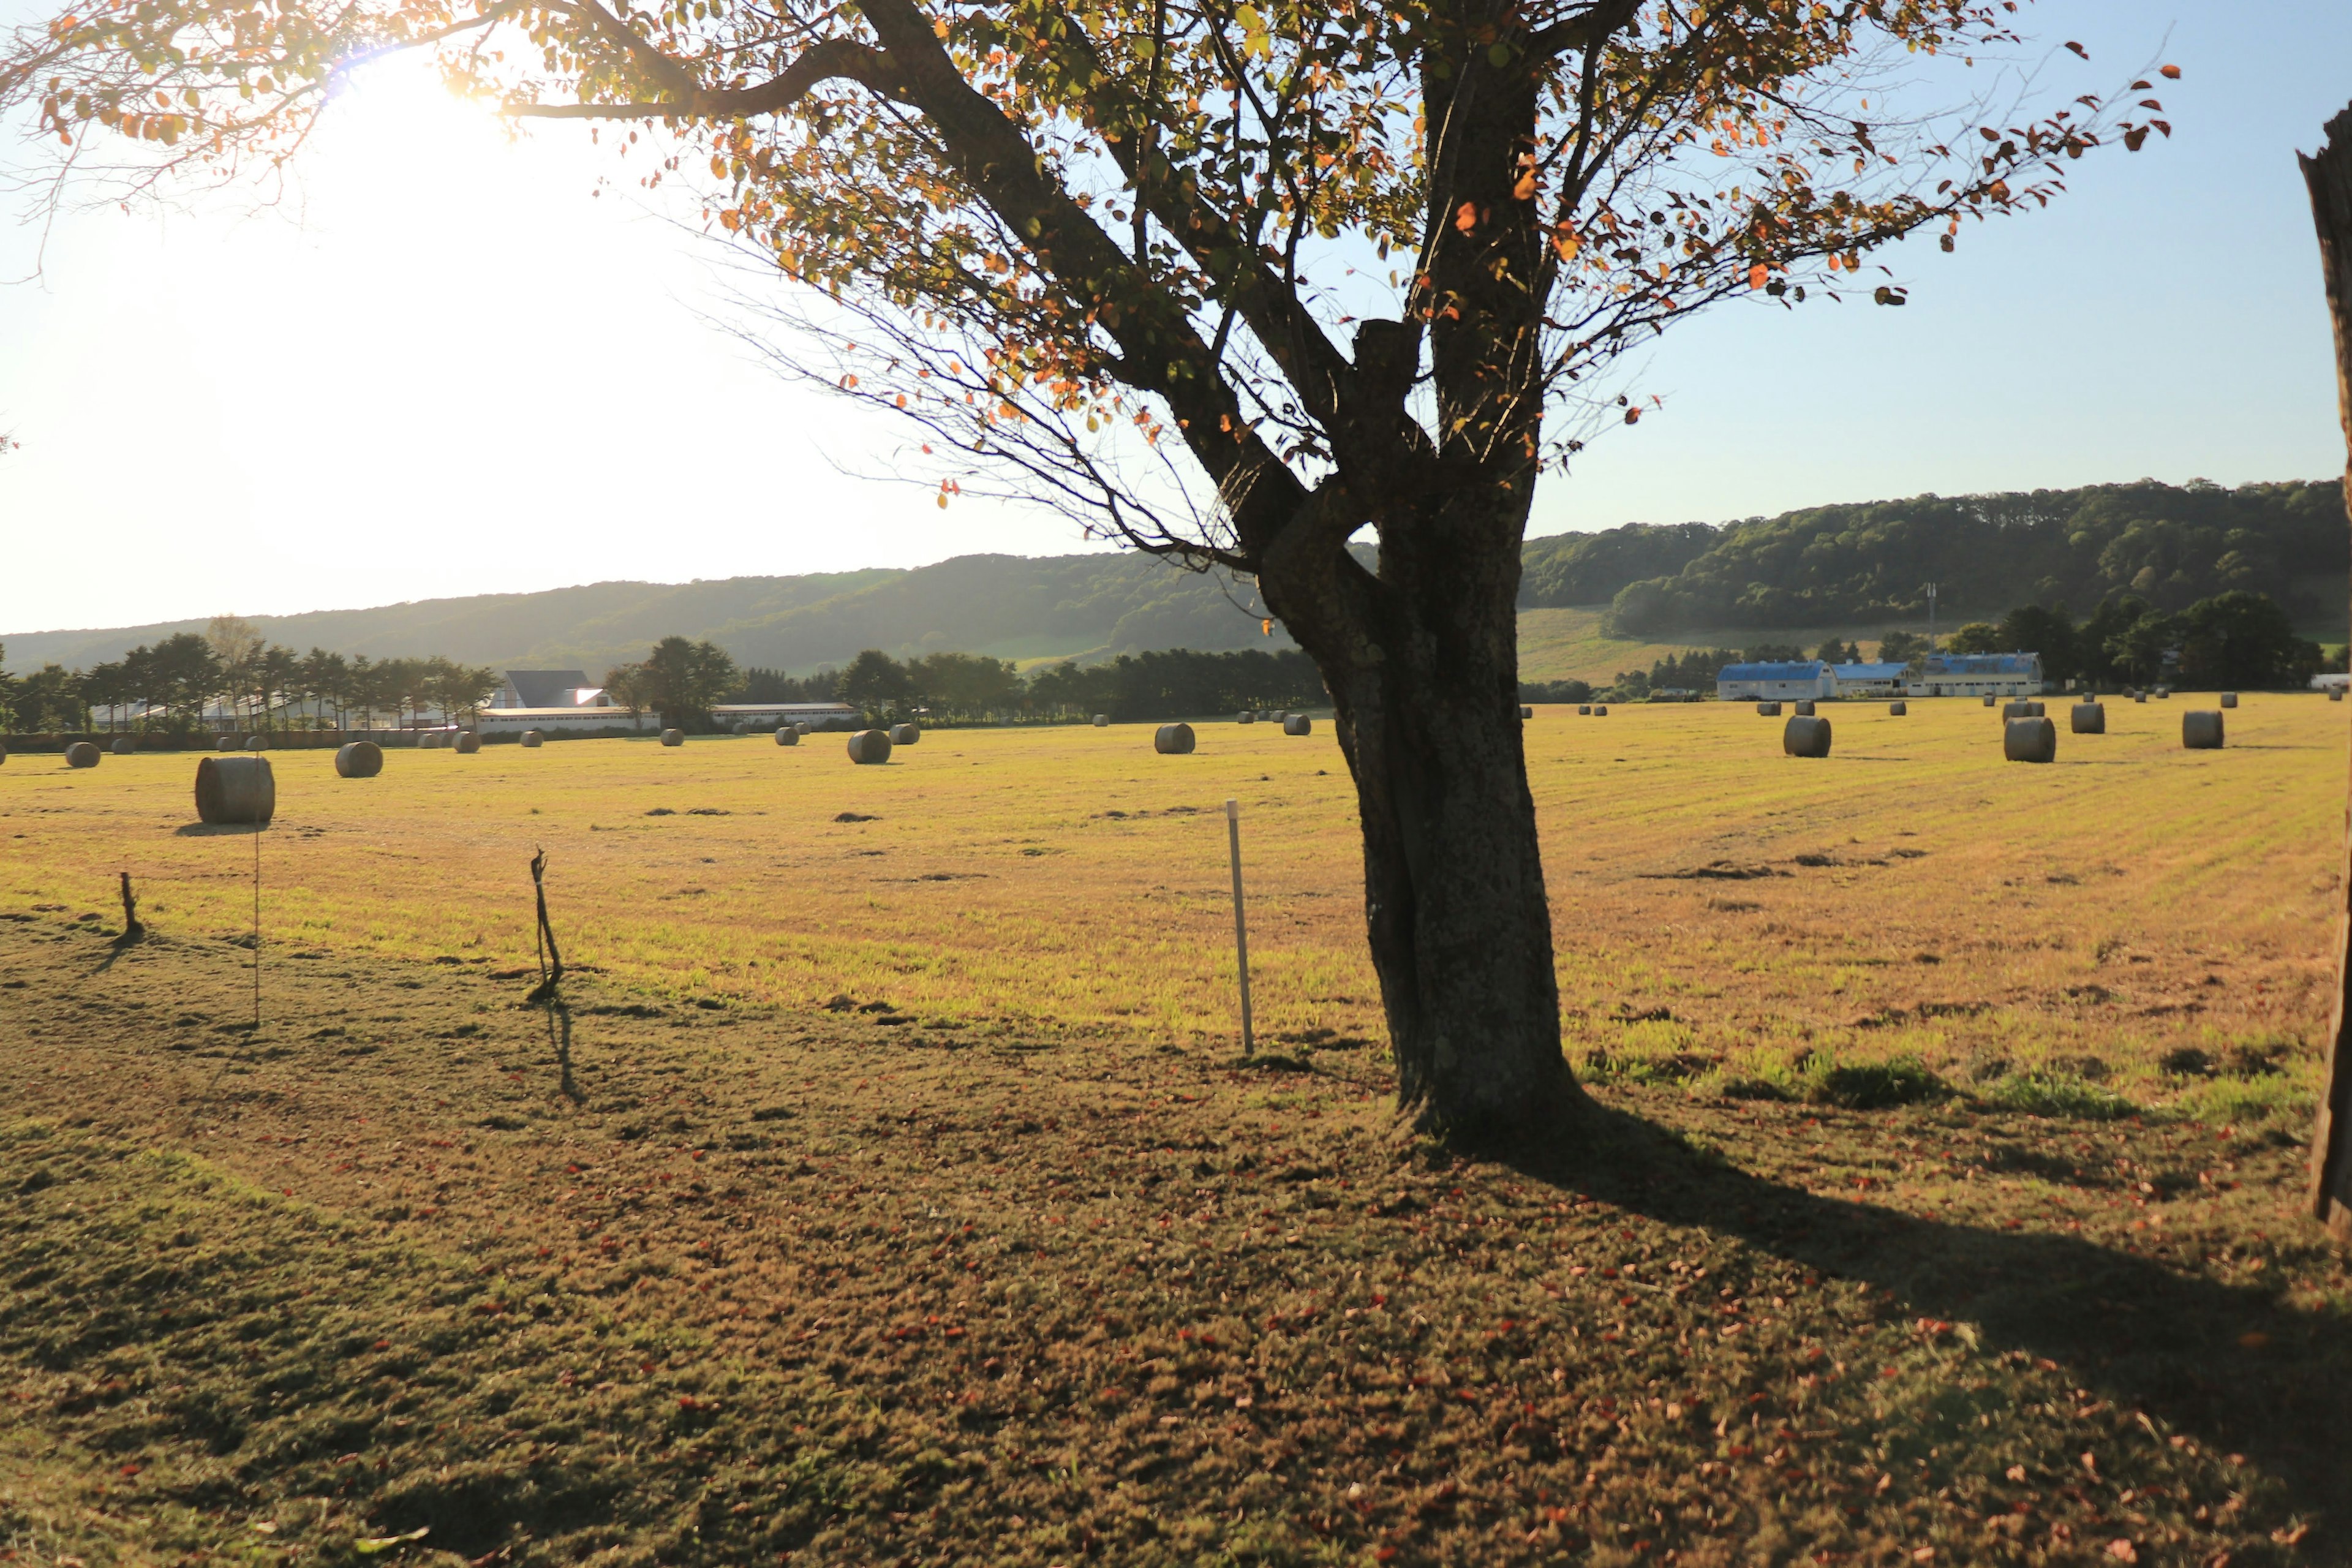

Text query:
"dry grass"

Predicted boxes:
[[0, 693, 2339, 1123], [2, 918, 2348, 1568]]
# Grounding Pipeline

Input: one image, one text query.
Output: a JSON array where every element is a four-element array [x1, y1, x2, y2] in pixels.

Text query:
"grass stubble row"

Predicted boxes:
[[0, 694, 2348, 1566]]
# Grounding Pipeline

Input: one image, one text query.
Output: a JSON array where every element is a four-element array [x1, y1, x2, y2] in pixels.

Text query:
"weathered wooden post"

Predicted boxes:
[[1225, 798, 1255, 1055], [2302, 103, 2352, 1239]]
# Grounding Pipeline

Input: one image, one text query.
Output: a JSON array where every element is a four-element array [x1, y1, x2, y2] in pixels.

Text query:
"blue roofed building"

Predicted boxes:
[[1828, 661, 1912, 697], [1714, 660, 1833, 701], [1907, 652, 2043, 698]]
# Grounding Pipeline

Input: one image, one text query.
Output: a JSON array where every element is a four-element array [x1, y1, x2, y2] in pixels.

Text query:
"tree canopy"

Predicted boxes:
[[4, 0, 2165, 568]]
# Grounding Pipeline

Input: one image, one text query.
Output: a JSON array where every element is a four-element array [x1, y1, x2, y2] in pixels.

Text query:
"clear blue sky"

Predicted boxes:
[[0, 0, 2346, 636]]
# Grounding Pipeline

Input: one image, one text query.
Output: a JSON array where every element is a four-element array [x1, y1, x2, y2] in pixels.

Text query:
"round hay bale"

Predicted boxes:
[[2182, 710, 2225, 750], [889, 723, 921, 745], [335, 741, 385, 778], [2156, 687, 2172, 698], [1756, 701, 1781, 716], [1593, 705, 1609, 717], [65, 742, 100, 769], [110, 736, 135, 755], [216, 734, 236, 750], [1155, 722, 1197, 754], [2332, 688, 2345, 703], [1782, 715, 1832, 758], [1577, 704, 1592, 715], [195, 755, 276, 824], [1981, 695, 1996, 707], [1888, 701, 1907, 716], [1237, 710, 1255, 724], [2003, 717, 2057, 763], [660, 729, 685, 747], [453, 732, 481, 755], [847, 729, 894, 764], [1793, 699, 1816, 717], [2071, 702, 2106, 734], [244, 735, 268, 752], [1283, 714, 1312, 736], [1519, 705, 1534, 720], [521, 730, 545, 748], [0, 741, 7, 765], [774, 726, 799, 747], [2220, 692, 2238, 709], [1093, 714, 1110, 727]]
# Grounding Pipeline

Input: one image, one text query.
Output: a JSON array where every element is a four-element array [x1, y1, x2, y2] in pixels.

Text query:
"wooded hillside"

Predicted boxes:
[[1523, 478, 2348, 635]]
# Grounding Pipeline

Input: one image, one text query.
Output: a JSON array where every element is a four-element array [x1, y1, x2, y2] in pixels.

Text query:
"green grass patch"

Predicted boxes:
[[1983, 1072, 2140, 1121]]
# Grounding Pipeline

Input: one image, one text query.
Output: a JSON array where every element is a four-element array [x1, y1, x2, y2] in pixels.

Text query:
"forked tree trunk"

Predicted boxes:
[[1262, 480, 1577, 1144], [2304, 102, 2352, 1240]]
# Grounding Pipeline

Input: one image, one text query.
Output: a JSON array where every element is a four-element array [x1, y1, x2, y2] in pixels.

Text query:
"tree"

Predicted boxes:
[[80, 660, 130, 733], [603, 662, 656, 718], [431, 660, 506, 727], [12, 664, 86, 733], [1942, 622, 2003, 655], [1875, 630, 1929, 665], [2174, 591, 2321, 690], [132, 633, 225, 730], [2301, 99, 2352, 1237], [839, 650, 913, 714], [908, 651, 1024, 717], [1, 0, 2169, 1139], [1996, 604, 2078, 684], [639, 637, 740, 729], [2100, 602, 2178, 687]]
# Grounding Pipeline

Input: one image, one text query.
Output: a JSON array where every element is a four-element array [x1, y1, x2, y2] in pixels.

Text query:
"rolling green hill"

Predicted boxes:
[[0, 554, 1292, 678]]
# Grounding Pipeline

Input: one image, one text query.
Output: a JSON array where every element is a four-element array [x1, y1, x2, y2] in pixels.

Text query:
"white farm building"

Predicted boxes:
[[1905, 653, 2043, 698], [1716, 654, 2045, 701], [1714, 660, 1834, 701]]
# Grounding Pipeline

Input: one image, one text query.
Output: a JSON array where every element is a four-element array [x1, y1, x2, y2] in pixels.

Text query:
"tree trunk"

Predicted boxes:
[[1263, 480, 1577, 1145], [2303, 102, 2352, 1241]]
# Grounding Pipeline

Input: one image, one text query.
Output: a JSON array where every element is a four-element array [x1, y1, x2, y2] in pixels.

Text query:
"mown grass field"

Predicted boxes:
[[2, 695, 2349, 1568], [1, 693, 2340, 1118]]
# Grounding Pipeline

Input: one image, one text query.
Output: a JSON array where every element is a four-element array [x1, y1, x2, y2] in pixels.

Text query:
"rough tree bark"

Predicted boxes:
[[2304, 102, 2352, 1240], [1243, 39, 1577, 1145]]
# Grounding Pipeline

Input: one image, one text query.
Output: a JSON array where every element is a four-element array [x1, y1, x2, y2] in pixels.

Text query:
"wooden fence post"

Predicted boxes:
[[2302, 102, 2352, 1240]]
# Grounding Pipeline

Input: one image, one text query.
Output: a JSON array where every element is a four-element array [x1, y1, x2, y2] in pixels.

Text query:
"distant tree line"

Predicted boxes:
[[594, 640, 1328, 726], [1941, 592, 2332, 689], [1513, 478, 2348, 636], [1028, 648, 1325, 721], [1563, 590, 2333, 703], [0, 617, 502, 735]]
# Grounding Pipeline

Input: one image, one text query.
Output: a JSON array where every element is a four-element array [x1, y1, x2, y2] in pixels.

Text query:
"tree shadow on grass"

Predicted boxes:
[[172, 822, 265, 837], [1509, 1102, 2352, 1528]]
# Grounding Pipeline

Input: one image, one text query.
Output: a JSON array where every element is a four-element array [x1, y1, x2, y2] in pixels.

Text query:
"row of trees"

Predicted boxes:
[[596, 641, 1329, 728], [0, 617, 504, 735], [1942, 593, 2335, 690]]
